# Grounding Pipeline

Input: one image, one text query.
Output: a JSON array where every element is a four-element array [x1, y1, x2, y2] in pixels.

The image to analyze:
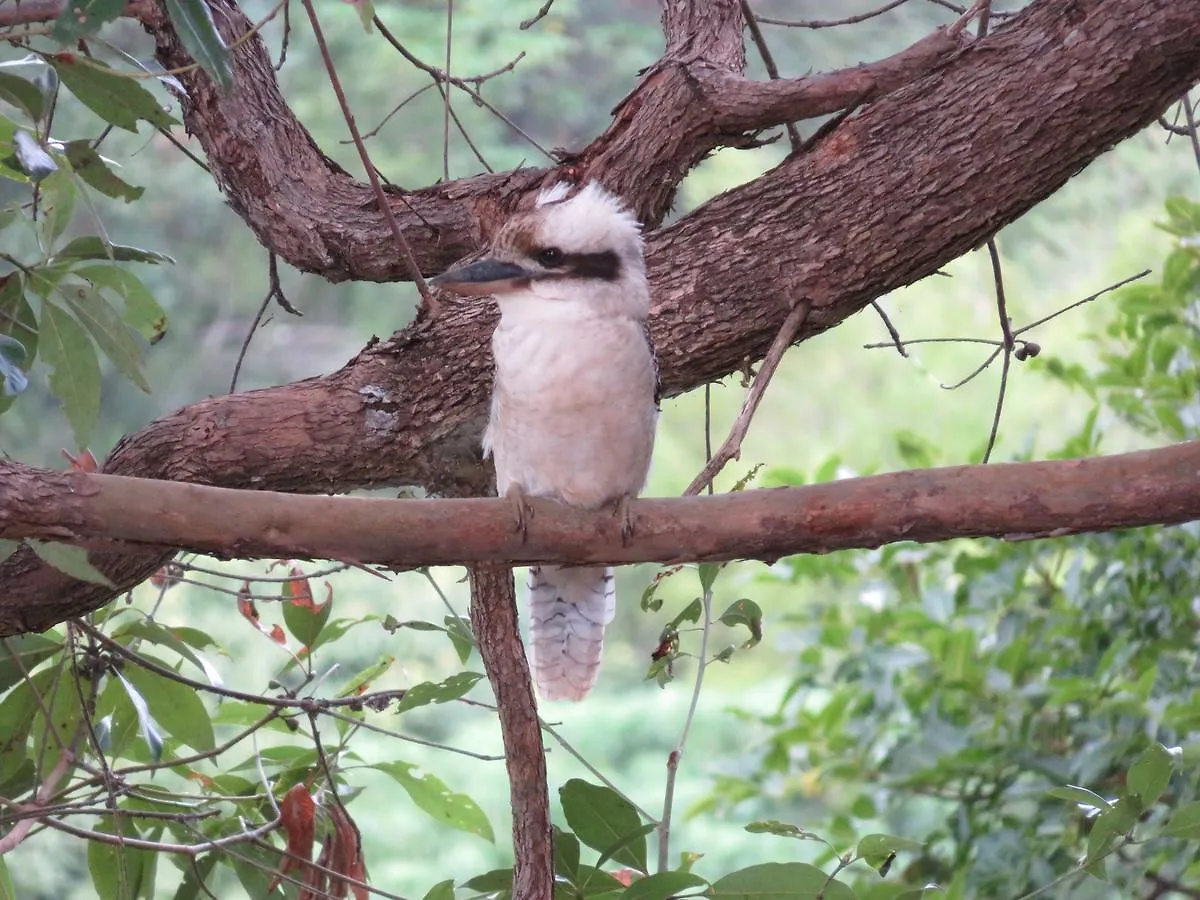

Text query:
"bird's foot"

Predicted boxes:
[[614, 494, 635, 547], [505, 483, 534, 542]]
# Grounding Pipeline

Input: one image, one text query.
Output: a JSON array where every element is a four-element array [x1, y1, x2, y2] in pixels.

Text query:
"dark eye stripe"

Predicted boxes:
[[557, 250, 619, 281]]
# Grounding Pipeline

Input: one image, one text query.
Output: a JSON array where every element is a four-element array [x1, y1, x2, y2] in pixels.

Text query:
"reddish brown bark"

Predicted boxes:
[[2, 442, 1198, 608], [1, 0, 1199, 631], [468, 564, 551, 900]]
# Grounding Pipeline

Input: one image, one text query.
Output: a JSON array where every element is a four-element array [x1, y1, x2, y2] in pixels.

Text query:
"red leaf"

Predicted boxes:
[[270, 785, 316, 892], [269, 624, 287, 644], [283, 565, 316, 609], [236, 582, 258, 624]]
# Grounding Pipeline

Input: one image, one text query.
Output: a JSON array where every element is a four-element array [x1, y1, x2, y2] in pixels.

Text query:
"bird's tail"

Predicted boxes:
[[527, 565, 616, 701]]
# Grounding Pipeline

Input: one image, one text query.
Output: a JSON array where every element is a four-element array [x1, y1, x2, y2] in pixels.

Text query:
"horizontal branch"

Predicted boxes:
[[707, 23, 969, 130], [2, 443, 1198, 628]]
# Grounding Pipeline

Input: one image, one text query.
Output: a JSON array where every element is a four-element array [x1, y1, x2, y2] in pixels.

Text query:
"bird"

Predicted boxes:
[[431, 181, 658, 701]]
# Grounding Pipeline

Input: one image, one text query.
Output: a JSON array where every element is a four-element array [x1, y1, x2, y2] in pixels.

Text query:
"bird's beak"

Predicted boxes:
[[430, 258, 536, 296]]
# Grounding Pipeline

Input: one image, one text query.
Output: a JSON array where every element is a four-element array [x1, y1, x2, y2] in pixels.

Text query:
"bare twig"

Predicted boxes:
[[372, 15, 551, 161], [684, 300, 812, 495], [442, 0, 453, 184], [230, 254, 298, 393], [1181, 94, 1200, 176], [520, 0, 556, 30], [756, 0, 913, 28], [468, 563, 552, 900], [871, 300, 908, 357], [300, 0, 440, 317], [980, 239, 1012, 463], [739, 0, 802, 151], [656, 576, 713, 872]]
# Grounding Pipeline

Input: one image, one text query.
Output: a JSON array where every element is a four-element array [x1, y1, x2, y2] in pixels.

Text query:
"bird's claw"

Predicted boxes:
[[615, 494, 635, 547], [505, 483, 534, 542]]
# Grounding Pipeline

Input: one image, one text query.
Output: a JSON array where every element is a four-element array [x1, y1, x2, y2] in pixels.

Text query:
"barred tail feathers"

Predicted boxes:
[[527, 565, 616, 701]]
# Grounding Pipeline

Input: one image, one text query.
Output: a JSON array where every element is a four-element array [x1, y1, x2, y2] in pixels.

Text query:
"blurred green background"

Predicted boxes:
[[3, 0, 1198, 896]]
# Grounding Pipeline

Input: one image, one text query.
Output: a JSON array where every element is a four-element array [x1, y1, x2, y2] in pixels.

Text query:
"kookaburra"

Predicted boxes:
[[432, 182, 657, 701]]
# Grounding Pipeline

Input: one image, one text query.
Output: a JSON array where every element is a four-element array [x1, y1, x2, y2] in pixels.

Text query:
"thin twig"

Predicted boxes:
[[372, 16, 552, 161], [684, 300, 812, 495], [1181, 94, 1200, 176], [539, 720, 657, 823], [756, 0, 912, 28], [656, 580, 713, 872], [442, 0, 453, 183], [870, 300, 907, 357], [739, 0, 802, 151], [230, 254, 292, 394], [520, 0, 556, 29], [980, 239, 1012, 463], [301, 0, 440, 316]]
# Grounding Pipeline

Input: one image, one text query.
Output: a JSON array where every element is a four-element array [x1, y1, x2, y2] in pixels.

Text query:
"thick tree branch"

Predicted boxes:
[[2, 442, 1199, 632], [3, 0, 1199, 629]]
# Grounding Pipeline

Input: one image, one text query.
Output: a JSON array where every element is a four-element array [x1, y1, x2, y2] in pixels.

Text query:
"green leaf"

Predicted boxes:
[[37, 170, 77, 245], [855, 833, 924, 866], [422, 879, 455, 900], [1046, 784, 1112, 812], [53, 235, 173, 264], [171, 854, 217, 900], [718, 599, 763, 649], [88, 818, 156, 900], [395, 672, 485, 714], [51, 55, 177, 132], [1086, 800, 1137, 866], [122, 660, 215, 751], [1127, 743, 1174, 806], [560, 779, 647, 873], [59, 280, 149, 391], [1164, 801, 1200, 838], [73, 264, 168, 343], [463, 869, 512, 893], [11, 130, 56, 181], [64, 141, 144, 202], [0, 72, 45, 121], [744, 820, 825, 842], [444, 614, 475, 663], [620, 870, 708, 900], [554, 826, 580, 880], [335, 654, 395, 698], [708, 863, 855, 900], [162, 0, 233, 89], [25, 540, 111, 585], [110, 619, 222, 686], [595, 823, 657, 872], [38, 297, 101, 445], [52, 0, 128, 41], [0, 855, 15, 900], [697, 562, 722, 594], [0, 335, 28, 396], [372, 761, 494, 842], [0, 634, 63, 694], [667, 598, 703, 631], [280, 577, 332, 648], [115, 672, 165, 762]]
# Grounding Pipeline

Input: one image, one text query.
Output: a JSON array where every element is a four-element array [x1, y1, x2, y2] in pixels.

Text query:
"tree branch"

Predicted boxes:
[[2, 442, 1198, 631], [3, 0, 1200, 629], [468, 564, 551, 900]]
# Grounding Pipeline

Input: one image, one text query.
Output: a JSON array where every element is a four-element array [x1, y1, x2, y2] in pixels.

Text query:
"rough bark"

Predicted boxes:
[[2, 0, 1199, 630], [469, 564, 551, 900]]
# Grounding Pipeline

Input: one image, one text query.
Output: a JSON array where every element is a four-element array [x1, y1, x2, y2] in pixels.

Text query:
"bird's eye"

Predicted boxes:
[[537, 247, 563, 267]]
